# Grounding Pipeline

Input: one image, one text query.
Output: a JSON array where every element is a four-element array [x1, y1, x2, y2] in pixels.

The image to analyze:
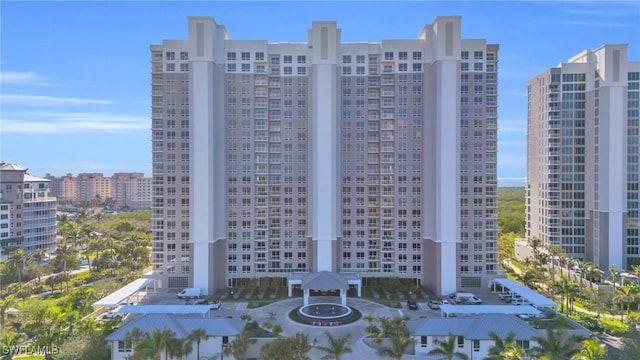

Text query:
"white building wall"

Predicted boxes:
[[310, 21, 340, 272]]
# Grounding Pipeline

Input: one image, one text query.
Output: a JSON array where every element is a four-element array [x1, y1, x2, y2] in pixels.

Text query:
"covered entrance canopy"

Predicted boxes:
[[288, 271, 361, 306]]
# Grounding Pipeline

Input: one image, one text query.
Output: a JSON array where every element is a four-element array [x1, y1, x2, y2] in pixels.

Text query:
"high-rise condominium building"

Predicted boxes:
[[0, 162, 57, 258], [527, 45, 640, 270], [151, 16, 499, 295]]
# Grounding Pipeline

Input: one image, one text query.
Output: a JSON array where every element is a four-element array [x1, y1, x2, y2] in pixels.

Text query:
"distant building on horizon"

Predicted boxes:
[[0, 161, 57, 257], [150, 15, 499, 296], [526, 45, 640, 270], [44, 172, 152, 209]]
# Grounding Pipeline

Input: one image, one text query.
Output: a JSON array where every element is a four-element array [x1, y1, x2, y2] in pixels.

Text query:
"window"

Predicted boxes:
[[255, 52, 265, 61], [384, 51, 394, 60], [297, 55, 306, 64], [227, 52, 236, 61], [474, 51, 483, 59], [356, 55, 365, 63], [180, 52, 188, 60], [166, 63, 175, 72], [180, 63, 189, 72], [461, 51, 469, 60], [241, 52, 250, 61], [241, 64, 250, 72], [284, 55, 292, 64], [166, 51, 175, 60], [413, 51, 422, 60], [474, 63, 483, 71], [413, 63, 421, 72], [461, 63, 469, 71], [343, 55, 351, 63], [398, 51, 407, 60]]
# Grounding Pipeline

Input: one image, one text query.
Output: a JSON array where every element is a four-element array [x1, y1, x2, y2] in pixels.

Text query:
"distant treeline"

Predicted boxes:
[[498, 187, 525, 236]]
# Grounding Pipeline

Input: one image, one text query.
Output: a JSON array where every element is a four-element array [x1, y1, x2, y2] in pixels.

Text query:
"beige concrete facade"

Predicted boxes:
[[150, 16, 499, 295], [526, 45, 640, 270]]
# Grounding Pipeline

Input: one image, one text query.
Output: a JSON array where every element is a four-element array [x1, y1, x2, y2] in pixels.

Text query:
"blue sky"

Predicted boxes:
[[1, 1, 639, 186]]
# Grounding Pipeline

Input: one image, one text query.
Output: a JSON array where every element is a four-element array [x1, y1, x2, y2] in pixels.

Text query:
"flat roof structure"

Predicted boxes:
[[113, 305, 212, 317], [490, 279, 557, 309], [439, 305, 542, 317], [92, 278, 157, 308]]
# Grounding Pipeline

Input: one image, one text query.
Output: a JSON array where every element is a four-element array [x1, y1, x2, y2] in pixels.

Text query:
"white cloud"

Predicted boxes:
[[498, 119, 527, 134], [0, 71, 52, 85], [1, 112, 148, 134], [1, 94, 111, 106], [553, 20, 633, 28]]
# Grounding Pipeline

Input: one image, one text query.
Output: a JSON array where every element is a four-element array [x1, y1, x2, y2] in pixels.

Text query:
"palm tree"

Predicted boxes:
[[168, 338, 193, 360], [500, 344, 525, 360], [622, 320, 640, 359], [522, 270, 540, 289], [571, 338, 607, 360], [553, 276, 578, 313], [260, 332, 312, 360], [427, 334, 469, 360], [584, 262, 601, 291], [528, 237, 543, 255], [614, 284, 637, 320], [531, 327, 584, 360], [377, 335, 414, 360], [224, 330, 255, 360], [609, 264, 621, 291], [187, 327, 208, 360], [0, 331, 23, 360], [487, 331, 520, 360], [7, 248, 28, 282], [136, 326, 176, 360], [548, 245, 563, 281], [126, 327, 145, 353], [0, 296, 15, 334], [315, 332, 352, 360], [558, 254, 571, 278]]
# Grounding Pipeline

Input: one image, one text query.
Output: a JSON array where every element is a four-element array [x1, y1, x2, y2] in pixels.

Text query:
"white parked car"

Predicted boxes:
[[511, 297, 530, 305], [451, 292, 482, 304]]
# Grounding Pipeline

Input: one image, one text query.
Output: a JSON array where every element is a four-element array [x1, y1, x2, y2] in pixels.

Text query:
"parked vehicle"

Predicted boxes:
[[407, 300, 418, 310], [439, 299, 451, 306], [103, 305, 128, 320], [178, 287, 203, 299], [511, 297, 530, 305], [450, 292, 482, 304], [428, 300, 440, 309], [498, 292, 512, 302]]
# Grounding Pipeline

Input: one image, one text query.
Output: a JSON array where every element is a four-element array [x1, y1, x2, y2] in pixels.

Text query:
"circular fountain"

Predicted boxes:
[[298, 303, 352, 320]]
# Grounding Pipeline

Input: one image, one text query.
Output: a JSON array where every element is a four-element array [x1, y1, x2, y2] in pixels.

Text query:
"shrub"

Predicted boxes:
[[600, 317, 629, 336]]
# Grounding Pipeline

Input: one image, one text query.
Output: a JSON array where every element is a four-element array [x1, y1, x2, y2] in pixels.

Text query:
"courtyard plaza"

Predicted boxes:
[[138, 289, 448, 359]]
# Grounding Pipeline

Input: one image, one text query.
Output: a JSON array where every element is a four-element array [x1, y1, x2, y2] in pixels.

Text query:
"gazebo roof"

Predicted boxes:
[[301, 271, 348, 291]]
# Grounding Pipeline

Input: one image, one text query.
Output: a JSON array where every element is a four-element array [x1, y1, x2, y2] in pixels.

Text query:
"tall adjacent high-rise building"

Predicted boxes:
[[0, 162, 57, 258], [150, 16, 499, 295], [527, 45, 640, 270]]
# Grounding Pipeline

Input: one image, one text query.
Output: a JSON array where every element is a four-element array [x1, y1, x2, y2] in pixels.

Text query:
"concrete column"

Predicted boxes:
[[340, 288, 346, 306], [303, 289, 310, 306], [357, 282, 361, 297], [288, 282, 292, 297]]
